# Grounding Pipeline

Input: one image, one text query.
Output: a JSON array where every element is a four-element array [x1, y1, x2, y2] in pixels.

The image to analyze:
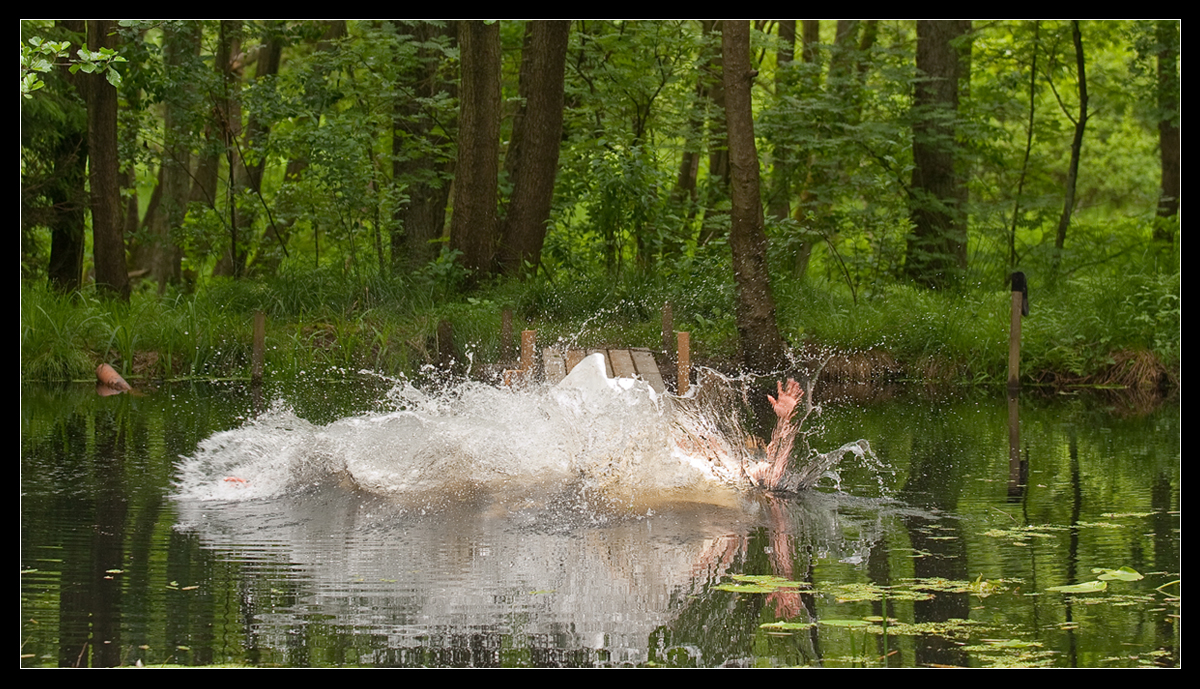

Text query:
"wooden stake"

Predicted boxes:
[[677, 331, 690, 396], [520, 330, 536, 375]]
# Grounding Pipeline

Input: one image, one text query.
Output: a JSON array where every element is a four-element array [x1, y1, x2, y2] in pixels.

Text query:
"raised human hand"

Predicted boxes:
[[767, 378, 802, 421]]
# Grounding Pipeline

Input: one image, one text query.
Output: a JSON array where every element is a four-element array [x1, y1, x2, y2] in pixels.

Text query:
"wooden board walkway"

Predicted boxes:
[[543, 347, 666, 393]]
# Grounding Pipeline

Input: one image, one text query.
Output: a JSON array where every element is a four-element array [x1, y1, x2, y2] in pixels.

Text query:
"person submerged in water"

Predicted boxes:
[[671, 376, 813, 493], [744, 378, 803, 491]]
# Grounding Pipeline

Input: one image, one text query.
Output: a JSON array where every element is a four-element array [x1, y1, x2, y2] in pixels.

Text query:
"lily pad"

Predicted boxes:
[[714, 575, 811, 594], [1046, 580, 1107, 593], [1092, 567, 1143, 581], [760, 621, 816, 631]]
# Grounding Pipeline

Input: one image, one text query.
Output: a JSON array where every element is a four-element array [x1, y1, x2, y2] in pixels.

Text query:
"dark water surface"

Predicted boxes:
[[21, 378, 1179, 667]]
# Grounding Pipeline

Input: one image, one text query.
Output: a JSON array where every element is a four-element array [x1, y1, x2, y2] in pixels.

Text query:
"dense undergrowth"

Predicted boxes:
[[21, 251, 1179, 392]]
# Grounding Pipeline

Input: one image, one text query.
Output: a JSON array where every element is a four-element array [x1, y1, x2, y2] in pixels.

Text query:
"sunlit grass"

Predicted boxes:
[[20, 253, 1179, 387]]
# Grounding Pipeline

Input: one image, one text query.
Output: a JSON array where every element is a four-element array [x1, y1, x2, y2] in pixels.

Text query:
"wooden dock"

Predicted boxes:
[[544, 347, 666, 393]]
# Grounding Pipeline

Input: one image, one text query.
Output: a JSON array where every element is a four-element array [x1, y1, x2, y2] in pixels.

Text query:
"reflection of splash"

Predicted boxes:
[[175, 354, 874, 510], [170, 475, 895, 666]]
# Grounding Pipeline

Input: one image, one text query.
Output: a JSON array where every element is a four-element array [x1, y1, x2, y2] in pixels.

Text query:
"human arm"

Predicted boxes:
[[747, 379, 803, 489]]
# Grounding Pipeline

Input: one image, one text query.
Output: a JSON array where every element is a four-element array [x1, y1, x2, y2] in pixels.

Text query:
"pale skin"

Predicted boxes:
[[746, 379, 802, 490]]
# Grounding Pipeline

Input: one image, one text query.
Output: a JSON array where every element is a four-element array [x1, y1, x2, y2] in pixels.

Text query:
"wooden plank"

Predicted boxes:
[[629, 348, 665, 393], [566, 349, 585, 373], [556, 347, 666, 393], [543, 348, 566, 384], [609, 349, 637, 379]]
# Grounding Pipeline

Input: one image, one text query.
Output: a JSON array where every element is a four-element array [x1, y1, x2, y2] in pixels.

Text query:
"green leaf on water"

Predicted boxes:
[[982, 639, 1042, 648], [820, 619, 872, 628], [731, 574, 809, 588], [714, 575, 810, 594], [1092, 566, 1143, 581], [1046, 580, 1107, 593], [760, 621, 815, 630]]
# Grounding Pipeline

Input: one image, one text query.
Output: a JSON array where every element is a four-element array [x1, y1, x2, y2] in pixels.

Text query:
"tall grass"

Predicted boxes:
[[20, 253, 1179, 387]]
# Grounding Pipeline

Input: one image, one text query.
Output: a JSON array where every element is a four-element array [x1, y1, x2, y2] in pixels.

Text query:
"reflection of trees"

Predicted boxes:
[[656, 492, 880, 667], [899, 428, 970, 668]]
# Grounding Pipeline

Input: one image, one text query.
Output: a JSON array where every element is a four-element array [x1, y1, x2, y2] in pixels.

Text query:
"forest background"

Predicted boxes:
[[20, 20, 1180, 391]]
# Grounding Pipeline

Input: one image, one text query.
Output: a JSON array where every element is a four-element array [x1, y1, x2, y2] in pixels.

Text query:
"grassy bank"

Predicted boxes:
[[20, 261, 1179, 391]]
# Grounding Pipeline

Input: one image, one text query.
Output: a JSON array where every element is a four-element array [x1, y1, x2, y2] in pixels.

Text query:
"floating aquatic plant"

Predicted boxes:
[[1093, 566, 1143, 581], [713, 574, 811, 594], [1046, 580, 1107, 593], [821, 582, 934, 603]]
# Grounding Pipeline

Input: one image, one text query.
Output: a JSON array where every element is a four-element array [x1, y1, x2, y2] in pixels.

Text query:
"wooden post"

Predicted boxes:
[[1008, 272, 1028, 391], [500, 309, 513, 363], [677, 331, 690, 396], [520, 330, 536, 375], [661, 301, 676, 389], [252, 310, 266, 384]]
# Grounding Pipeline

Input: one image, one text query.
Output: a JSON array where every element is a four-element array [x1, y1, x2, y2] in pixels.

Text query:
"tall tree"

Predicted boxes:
[[1052, 20, 1088, 265], [1153, 19, 1179, 239], [38, 21, 89, 292], [1008, 21, 1041, 269], [145, 21, 201, 290], [723, 21, 787, 373], [392, 21, 456, 273], [497, 21, 569, 276], [86, 20, 130, 300], [765, 20, 796, 225], [449, 20, 501, 278], [905, 20, 970, 289], [699, 21, 730, 247]]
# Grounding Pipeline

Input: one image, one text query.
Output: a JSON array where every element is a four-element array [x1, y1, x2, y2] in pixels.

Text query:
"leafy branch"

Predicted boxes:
[[20, 36, 126, 98]]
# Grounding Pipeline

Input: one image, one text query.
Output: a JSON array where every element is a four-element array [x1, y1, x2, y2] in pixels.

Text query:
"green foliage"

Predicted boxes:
[[18, 20, 1178, 386], [21, 285, 102, 381], [20, 33, 125, 98]]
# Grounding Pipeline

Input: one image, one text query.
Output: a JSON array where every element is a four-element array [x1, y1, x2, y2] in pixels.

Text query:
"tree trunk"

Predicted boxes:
[[1154, 20, 1179, 239], [1053, 21, 1088, 264], [140, 21, 200, 290], [723, 21, 787, 373], [497, 21, 569, 276], [905, 20, 970, 289], [1009, 22, 1040, 269], [86, 20, 130, 300], [209, 21, 245, 278], [699, 21, 730, 247], [449, 21, 501, 279], [766, 20, 795, 224], [390, 22, 456, 274], [45, 20, 88, 293]]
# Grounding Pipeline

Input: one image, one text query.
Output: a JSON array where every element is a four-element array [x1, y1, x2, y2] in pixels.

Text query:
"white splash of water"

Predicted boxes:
[[176, 354, 740, 509], [176, 353, 880, 511]]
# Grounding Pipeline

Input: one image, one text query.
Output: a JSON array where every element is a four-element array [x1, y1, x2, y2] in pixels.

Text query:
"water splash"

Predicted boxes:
[[176, 354, 877, 511]]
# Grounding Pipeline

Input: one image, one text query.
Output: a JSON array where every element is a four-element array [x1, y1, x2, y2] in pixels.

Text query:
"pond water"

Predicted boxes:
[[21, 373, 1179, 668]]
